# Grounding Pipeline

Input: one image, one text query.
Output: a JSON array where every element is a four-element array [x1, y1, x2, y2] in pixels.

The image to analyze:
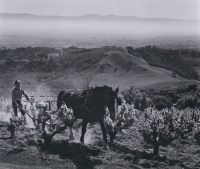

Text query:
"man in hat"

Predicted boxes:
[[12, 80, 32, 119]]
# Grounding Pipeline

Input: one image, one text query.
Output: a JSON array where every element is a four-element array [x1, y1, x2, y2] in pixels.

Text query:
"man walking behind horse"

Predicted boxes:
[[12, 80, 32, 121]]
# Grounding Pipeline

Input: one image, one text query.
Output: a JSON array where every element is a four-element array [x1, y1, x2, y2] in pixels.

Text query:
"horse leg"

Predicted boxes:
[[110, 127, 117, 143], [99, 119, 109, 150], [80, 119, 88, 144], [69, 118, 77, 141], [69, 127, 75, 140]]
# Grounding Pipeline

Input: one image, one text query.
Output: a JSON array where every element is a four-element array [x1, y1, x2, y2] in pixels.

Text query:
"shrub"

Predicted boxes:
[[105, 102, 137, 143], [142, 108, 177, 156], [152, 95, 172, 110]]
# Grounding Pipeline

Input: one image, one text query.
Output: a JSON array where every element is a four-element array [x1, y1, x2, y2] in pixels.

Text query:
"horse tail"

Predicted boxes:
[[57, 90, 65, 110]]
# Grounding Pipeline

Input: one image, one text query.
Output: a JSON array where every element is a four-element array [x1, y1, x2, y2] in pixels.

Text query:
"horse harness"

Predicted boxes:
[[75, 88, 106, 116]]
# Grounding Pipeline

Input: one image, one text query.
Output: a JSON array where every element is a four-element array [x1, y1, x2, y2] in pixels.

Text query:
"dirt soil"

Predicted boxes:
[[0, 120, 200, 169]]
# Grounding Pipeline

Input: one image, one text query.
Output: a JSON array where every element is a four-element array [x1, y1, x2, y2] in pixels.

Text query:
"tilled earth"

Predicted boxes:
[[0, 121, 200, 169]]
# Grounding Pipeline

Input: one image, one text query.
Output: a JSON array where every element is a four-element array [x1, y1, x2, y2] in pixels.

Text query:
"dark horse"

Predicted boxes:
[[57, 85, 120, 148]]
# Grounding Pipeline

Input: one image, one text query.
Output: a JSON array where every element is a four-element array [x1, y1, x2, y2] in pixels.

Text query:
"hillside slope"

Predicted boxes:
[[0, 46, 199, 98], [91, 48, 198, 89], [127, 46, 200, 79]]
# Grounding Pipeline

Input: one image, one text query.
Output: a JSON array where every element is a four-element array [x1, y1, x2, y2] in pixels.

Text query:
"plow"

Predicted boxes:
[[2, 95, 78, 145]]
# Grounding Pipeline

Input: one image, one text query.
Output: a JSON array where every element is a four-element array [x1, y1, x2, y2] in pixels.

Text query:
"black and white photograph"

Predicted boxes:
[[0, 0, 200, 168]]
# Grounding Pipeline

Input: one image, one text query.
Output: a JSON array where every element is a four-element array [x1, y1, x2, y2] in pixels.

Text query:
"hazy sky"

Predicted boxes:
[[0, 0, 199, 20]]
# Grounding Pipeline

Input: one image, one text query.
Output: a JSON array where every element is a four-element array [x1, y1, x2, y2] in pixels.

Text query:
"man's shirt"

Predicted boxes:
[[12, 87, 26, 103]]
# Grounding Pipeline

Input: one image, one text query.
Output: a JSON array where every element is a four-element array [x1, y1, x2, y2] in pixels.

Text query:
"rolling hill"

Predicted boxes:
[[0, 46, 200, 99], [90, 48, 198, 89]]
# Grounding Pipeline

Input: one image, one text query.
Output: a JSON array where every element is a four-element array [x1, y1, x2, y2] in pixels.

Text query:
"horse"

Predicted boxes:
[[57, 85, 120, 148]]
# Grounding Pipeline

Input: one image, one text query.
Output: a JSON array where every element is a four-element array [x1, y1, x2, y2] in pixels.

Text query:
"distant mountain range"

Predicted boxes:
[[0, 13, 198, 23]]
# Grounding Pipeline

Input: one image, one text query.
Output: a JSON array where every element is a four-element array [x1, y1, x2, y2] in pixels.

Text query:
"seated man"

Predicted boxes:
[[12, 80, 32, 121]]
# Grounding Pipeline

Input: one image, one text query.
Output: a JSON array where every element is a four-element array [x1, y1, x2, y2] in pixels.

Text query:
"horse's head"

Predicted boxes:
[[57, 90, 66, 110], [107, 86, 120, 121]]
